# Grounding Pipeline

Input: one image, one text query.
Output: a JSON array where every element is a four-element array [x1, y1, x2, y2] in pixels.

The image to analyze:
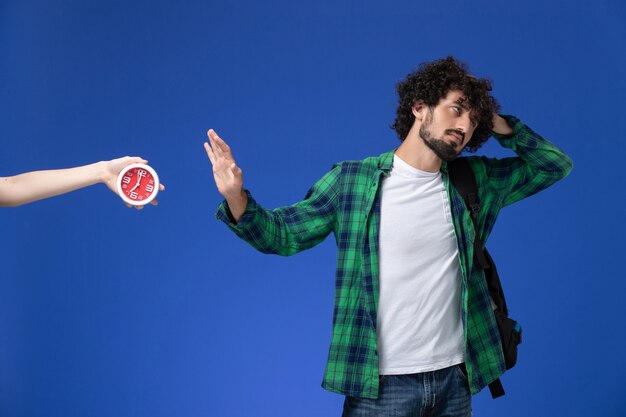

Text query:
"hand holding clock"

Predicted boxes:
[[204, 129, 248, 223], [110, 157, 165, 209], [0, 156, 165, 208]]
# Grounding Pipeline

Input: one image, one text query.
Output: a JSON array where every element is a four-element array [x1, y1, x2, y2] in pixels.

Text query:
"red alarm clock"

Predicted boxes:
[[116, 163, 160, 206]]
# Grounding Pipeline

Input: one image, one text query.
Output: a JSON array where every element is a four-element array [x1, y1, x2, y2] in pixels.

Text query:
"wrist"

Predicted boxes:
[[492, 114, 514, 136], [225, 189, 248, 223], [225, 188, 245, 202], [94, 161, 111, 185]]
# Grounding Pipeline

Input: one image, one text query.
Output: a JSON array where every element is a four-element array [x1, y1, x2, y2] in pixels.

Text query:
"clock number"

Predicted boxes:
[[130, 191, 138, 199], [145, 184, 154, 193], [137, 170, 147, 178], [122, 176, 131, 184]]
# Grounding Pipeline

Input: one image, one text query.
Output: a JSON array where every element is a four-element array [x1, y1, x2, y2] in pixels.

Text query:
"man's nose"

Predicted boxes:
[[456, 113, 472, 134]]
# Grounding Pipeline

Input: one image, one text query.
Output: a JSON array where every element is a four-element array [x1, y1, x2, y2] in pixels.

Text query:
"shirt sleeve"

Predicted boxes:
[[476, 115, 574, 207], [215, 164, 341, 256]]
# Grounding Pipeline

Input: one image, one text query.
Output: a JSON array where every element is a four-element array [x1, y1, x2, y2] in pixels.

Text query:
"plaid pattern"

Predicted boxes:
[[216, 115, 573, 399]]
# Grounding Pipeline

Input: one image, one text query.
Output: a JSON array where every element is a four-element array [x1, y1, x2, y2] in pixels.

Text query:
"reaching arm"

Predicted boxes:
[[204, 129, 338, 256], [0, 156, 165, 208]]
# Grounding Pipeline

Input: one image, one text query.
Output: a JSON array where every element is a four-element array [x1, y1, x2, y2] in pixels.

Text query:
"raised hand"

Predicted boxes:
[[492, 113, 514, 136], [204, 129, 248, 222]]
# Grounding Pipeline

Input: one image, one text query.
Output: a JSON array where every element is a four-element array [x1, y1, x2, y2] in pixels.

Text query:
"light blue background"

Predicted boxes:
[[1, 1, 625, 416]]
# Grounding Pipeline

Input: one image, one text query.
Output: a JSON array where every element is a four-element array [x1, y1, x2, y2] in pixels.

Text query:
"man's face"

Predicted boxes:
[[417, 90, 478, 162]]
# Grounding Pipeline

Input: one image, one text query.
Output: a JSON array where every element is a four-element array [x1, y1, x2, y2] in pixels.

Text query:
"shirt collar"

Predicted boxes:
[[377, 150, 395, 173], [378, 149, 451, 174]]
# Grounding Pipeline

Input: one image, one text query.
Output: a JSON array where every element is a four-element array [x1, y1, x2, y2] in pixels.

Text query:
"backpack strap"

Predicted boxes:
[[448, 158, 507, 399], [447, 158, 489, 269], [488, 378, 505, 398]]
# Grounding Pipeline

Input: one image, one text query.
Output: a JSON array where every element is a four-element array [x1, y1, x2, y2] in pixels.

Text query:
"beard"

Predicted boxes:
[[419, 112, 462, 162]]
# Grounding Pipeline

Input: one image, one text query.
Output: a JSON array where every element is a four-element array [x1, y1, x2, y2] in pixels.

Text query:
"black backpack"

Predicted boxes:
[[448, 158, 523, 399]]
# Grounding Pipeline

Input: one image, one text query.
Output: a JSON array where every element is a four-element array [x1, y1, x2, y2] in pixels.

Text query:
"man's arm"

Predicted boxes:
[[476, 114, 573, 207], [204, 129, 338, 256], [0, 156, 165, 208]]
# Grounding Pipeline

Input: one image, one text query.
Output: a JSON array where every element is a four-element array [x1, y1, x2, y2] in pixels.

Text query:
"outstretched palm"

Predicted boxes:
[[204, 129, 243, 200]]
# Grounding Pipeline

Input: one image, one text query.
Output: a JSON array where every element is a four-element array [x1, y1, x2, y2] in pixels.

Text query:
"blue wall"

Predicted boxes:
[[1, 0, 625, 416]]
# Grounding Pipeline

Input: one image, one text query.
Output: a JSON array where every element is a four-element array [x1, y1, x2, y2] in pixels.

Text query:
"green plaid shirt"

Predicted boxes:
[[216, 115, 573, 399]]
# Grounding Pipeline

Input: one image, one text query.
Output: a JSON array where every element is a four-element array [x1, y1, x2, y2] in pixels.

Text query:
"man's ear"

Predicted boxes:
[[411, 101, 427, 121]]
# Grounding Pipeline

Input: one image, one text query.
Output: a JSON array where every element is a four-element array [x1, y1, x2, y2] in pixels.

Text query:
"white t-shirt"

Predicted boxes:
[[377, 155, 464, 375]]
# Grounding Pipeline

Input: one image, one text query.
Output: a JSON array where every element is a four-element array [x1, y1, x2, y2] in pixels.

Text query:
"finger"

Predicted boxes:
[[159, 184, 165, 191], [135, 205, 144, 211], [211, 139, 226, 161], [125, 202, 132, 208], [208, 132, 224, 157], [150, 198, 159, 206], [208, 130, 230, 159], [204, 142, 216, 165], [209, 129, 224, 143], [207, 128, 217, 138], [213, 135, 232, 155], [207, 133, 223, 160], [127, 156, 149, 165], [207, 129, 222, 151], [207, 129, 216, 144]]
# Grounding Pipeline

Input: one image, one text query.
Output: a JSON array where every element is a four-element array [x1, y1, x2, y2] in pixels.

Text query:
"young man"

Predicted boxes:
[[0, 156, 164, 208], [204, 56, 573, 416]]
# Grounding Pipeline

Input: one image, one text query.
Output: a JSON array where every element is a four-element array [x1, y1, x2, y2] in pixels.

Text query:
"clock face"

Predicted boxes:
[[116, 163, 160, 206]]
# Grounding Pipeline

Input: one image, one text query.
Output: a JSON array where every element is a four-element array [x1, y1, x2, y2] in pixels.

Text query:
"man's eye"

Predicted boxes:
[[452, 106, 461, 114]]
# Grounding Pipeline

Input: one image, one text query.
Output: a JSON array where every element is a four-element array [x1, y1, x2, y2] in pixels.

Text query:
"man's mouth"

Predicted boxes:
[[446, 130, 464, 146]]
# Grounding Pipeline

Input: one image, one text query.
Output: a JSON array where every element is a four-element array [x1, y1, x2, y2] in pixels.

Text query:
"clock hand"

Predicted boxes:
[[130, 177, 142, 192]]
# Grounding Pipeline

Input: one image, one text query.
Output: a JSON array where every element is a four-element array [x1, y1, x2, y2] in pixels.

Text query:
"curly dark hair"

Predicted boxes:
[[391, 56, 500, 152]]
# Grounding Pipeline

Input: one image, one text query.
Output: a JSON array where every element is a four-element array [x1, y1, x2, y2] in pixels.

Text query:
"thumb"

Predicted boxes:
[[230, 163, 242, 176]]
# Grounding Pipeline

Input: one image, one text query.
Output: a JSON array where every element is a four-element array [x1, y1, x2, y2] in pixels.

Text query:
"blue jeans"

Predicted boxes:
[[342, 364, 471, 417]]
